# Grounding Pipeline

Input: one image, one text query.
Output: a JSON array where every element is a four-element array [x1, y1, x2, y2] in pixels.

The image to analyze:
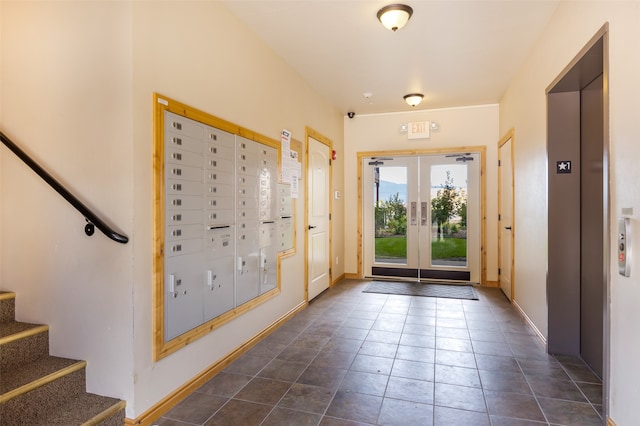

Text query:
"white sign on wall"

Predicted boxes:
[[407, 121, 430, 140]]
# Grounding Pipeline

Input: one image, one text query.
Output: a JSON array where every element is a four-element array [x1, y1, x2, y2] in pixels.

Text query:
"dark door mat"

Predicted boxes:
[[363, 281, 478, 300]]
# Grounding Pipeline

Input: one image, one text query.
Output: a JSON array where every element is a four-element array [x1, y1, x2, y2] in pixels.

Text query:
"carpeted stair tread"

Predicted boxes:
[[0, 320, 46, 339], [32, 392, 126, 426], [0, 355, 82, 394], [0, 292, 16, 323]]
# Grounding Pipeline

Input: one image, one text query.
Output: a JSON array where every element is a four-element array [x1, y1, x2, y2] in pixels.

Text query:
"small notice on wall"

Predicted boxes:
[[280, 129, 301, 198], [290, 151, 299, 198], [281, 129, 292, 183]]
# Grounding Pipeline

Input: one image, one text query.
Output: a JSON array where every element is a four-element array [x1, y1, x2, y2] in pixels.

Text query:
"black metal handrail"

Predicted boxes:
[[0, 131, 129, 244]]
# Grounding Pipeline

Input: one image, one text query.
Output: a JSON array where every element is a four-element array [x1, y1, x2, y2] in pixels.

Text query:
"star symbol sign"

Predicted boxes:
[[556, 161, 571, 173]]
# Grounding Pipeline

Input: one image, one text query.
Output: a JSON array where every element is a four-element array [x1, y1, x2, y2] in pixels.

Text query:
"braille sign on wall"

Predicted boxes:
[[557, 161, 572, 174]]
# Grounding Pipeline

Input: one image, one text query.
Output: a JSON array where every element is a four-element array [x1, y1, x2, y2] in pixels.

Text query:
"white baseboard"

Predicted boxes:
[[512, 299, 547, 347]]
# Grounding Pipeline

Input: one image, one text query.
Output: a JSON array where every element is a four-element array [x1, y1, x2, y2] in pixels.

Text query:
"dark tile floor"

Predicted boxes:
[[156, 279, 603, 426]]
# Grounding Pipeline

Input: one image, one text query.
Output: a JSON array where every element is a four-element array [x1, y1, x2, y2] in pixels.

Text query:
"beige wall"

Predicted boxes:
[[343, 106, 500, 282], [1, 0, 344, 420], [500, 2, 640, 424], [131, 1, 343, 417]]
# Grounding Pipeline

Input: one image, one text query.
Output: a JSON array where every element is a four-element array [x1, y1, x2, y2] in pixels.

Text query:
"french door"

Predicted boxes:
[[363, 153, 480, 283]]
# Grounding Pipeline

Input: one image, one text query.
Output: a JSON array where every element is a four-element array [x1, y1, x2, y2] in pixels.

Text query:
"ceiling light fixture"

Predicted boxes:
[[403, 93, 424, 107], [377, 4, 413, 32]]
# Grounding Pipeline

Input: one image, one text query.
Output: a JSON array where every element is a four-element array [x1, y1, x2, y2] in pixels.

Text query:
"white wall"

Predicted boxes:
[[1, 0, 344, 420], [0, 0, 135, 404], [343, 105, 500, 282], [499, 2, 640, 424]]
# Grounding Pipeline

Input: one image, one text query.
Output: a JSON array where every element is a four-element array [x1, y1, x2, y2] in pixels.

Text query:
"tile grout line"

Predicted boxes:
[[553, 355, 604, 421], [462, 294, 495, 426]]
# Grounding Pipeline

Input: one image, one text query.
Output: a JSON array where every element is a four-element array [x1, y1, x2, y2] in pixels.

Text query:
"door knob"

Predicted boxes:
[[308, 225, 317, 230], [504, 226, 512, 230]]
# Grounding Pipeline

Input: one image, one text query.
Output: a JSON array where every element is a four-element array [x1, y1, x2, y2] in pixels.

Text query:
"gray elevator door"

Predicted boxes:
[[547, 34, 606, 383], [580, 74, 604, 378]]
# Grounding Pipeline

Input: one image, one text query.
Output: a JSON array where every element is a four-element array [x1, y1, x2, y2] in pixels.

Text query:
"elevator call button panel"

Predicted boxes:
[[618, 217, 631, 277]]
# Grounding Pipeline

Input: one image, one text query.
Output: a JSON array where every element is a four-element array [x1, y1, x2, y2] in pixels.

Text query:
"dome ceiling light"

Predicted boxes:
[[377, 4, 413, 32], [403, 93, 424, 107]]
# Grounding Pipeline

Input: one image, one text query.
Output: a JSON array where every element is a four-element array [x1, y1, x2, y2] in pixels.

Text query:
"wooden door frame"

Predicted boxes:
[[305, 126, 333, 302], [357, 146, 487, 285], [498, 129, 515, 301]]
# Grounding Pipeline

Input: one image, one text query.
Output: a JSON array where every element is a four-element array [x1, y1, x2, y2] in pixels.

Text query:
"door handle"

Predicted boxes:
[[504, 226, 512, 230], [308, 225, 317, 230], [410, 202, 417, 226]]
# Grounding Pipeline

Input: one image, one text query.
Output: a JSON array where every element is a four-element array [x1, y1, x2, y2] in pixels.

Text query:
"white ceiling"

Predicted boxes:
[[223, 0, 560, 116]]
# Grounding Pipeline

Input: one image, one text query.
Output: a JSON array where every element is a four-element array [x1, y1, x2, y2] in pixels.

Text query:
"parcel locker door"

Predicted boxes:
[[259, 245, 277, 294], [204, 255, 235, 321], [259, 222, 277, 294], [204, 221, 235, 320], [236, 254, 259, 305], [236, 229, 259, 305], [165, 253, 205, 340]]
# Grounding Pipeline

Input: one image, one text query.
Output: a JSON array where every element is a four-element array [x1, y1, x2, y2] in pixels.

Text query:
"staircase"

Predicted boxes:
[[0, 291, 126, 425]]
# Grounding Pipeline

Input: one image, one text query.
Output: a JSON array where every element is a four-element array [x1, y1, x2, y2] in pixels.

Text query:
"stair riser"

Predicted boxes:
[[0, 331, 49, 371], [94, 409, 125, 426], [0, 296, 16, 323], [0, 368, 86, 425]]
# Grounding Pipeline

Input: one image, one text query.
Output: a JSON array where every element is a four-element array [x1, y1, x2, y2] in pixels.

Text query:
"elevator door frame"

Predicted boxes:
[[546, 24, 610, 416]]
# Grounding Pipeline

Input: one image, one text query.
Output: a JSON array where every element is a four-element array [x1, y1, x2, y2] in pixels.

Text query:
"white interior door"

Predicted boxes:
[[307, 137, 330, 300], [499, 138, 514, 300], [363, 153, 480, 282]]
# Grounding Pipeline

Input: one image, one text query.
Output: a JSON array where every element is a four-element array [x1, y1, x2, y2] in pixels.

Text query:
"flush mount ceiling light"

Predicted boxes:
[[403, 93, 424, 107], [377, 4, 413, 32]]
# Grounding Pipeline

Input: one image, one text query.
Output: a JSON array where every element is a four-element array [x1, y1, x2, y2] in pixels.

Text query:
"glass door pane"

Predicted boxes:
[[374, 165, 408, 264], [430, 163, 468, 267]]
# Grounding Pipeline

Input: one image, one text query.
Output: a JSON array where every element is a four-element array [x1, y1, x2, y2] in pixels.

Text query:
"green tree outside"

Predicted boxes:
[[431, 171, 463, 240], [375, 192, 407, 237]]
